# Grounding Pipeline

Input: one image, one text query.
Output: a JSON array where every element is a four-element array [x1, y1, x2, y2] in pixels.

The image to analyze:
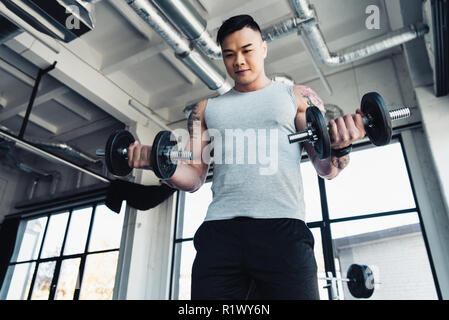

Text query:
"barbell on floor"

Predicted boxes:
[[288, 92, 412, 159]]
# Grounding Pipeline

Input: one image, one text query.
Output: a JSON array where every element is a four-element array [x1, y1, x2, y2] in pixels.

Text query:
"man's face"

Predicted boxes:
[[221, 27, 268, 88]]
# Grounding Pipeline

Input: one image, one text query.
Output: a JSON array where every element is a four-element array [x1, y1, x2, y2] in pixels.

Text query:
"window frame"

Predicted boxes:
[[1, 197, 123, 300], [170, 135, 442, 300], [316, 135, 441, 299]]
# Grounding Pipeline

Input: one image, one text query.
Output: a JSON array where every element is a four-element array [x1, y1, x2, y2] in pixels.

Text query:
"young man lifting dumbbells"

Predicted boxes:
[[127, 15, 366, 300]]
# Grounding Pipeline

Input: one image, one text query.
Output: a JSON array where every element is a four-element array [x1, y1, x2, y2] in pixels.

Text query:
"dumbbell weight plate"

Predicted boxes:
[[306, 106, 331, 159], [105, 129, 135, 176], [150, 130, 178, 180], [347, 264, 375, 298], [361, 92, 392, 146]]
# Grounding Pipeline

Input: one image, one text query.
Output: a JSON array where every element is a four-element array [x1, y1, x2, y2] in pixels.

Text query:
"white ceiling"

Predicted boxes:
[[0, 0, 421, 161]]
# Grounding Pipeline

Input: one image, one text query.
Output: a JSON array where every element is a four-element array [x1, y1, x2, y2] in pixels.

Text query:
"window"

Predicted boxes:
[[171, 184, 212, 300], [170, 139, 440, 300], [0, 202, 125, 300]]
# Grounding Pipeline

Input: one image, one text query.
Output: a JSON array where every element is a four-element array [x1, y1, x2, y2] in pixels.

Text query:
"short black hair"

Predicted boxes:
[[216, 14, 262, 45]]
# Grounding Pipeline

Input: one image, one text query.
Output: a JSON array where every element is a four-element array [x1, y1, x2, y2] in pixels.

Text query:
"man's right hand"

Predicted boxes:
[[127, 141, 152, 169]]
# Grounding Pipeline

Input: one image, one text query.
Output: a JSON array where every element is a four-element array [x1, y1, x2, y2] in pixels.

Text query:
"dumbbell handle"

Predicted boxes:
[[96, 147, 127, 157], [96, 147, 193, 162], [288, 106, 411, 144], [320, 277, 352, 282]]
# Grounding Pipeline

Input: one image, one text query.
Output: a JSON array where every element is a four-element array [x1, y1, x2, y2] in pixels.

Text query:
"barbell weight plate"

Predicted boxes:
[[347, 264, 375, 299], [306, 106, 331, 159], [361, 92, 392, 146], [105, 129, 135, 176], [150, 130, 178, 180]]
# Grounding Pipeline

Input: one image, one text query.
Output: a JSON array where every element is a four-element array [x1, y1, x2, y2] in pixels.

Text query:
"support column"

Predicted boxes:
[[114, 123, 177, 299]]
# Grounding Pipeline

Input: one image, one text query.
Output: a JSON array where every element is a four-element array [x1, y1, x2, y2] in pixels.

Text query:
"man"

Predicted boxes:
[[127, 15, 365, 299]]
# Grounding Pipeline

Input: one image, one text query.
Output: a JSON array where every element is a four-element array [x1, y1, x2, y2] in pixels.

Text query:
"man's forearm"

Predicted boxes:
[[306, 143, 350, 179], [318, 155, 350, 179], [160, 162, 207, 192]]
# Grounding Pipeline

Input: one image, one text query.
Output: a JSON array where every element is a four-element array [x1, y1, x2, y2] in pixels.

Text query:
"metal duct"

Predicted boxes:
[[291, 0, 314, 19], [152, 0, 222, 60], [148, 0, 331, 93], [126, 0, 231, 94], [261, 16, 314, 42], [152, 0, 319, 59], [290, 0, 429, 66]]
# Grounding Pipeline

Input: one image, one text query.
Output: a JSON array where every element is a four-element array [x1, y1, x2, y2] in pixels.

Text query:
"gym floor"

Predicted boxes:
[[0, 0, 448, 302]]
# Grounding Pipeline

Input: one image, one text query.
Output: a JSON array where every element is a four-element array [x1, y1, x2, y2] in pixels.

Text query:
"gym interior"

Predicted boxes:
[[0, 0, 448, 301]]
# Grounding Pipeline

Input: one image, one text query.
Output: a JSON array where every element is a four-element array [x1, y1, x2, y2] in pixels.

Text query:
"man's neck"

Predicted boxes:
[[234, 75, 271, 92]]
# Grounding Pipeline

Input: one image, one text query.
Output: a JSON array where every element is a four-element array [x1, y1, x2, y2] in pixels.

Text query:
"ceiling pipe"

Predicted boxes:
[[290, 0, 429, 66], [151, 0, 316, 58], [149, 0, 333, 95], [152, 0, 222, 60], [260, 15, 333, 95], [261, 16, 314, 42], [126, 0, 231, 95]]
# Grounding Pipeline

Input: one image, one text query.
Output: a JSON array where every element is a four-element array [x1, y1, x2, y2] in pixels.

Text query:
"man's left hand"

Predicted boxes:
[[328, 109, 366, 149]]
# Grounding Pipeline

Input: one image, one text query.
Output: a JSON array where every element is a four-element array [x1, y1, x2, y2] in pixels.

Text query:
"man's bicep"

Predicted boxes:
[[293, 85, 325, 112], [292, 87, 322, 162], [187, 99, 211, 166], [294, 108, 307, 133], [187, 100, 207, 138], [293, 85, 326, 136]]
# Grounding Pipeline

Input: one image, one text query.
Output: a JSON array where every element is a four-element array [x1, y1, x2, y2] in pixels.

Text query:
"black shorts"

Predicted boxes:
[[191, 217, 319, 300]]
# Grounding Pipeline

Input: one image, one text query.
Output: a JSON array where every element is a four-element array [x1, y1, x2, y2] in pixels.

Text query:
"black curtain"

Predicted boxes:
[[0, 217, 21, 290]]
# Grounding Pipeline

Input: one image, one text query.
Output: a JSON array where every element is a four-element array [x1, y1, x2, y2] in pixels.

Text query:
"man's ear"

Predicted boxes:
[[262, 40, 268, 59]]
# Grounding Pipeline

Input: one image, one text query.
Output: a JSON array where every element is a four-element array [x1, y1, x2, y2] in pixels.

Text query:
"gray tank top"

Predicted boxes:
[[203, 81, 306, 221]]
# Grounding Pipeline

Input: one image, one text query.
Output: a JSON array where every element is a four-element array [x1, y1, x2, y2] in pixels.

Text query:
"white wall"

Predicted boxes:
[[414, 87, 449, 209], [337, 232, 438, 300], [401, 91, 449, 299]]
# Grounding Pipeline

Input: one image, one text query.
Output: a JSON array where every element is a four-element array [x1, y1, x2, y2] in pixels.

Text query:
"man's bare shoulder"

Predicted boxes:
[[293, 85, 325, 113]]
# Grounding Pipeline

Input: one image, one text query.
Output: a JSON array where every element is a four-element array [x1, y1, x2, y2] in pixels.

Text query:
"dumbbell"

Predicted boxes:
[[320, 264, 379, 299], [288, 92, 412, 159], [96, 130, 192, 179]]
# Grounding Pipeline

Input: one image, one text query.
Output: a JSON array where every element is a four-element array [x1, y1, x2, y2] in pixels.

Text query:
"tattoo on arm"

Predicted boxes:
[[187, 103, 201, 138], [331, 155, 350, 170], [300, 86, 324, 108]]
